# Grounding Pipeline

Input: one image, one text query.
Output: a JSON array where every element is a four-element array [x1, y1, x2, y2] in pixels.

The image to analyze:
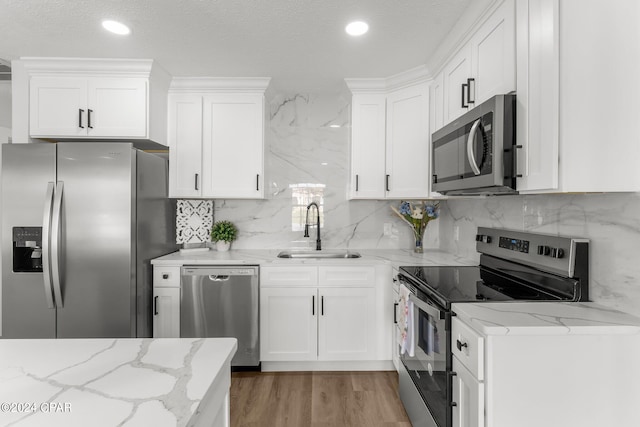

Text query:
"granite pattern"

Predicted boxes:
[[210, 90, 440, 252], [0, 338, 236, 427], [452, 302, 640, 336], [441, 193, 640, 318]]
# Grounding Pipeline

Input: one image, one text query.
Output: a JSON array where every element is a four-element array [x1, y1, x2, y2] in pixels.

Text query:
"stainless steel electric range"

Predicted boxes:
[[397, 227, 589, 427]]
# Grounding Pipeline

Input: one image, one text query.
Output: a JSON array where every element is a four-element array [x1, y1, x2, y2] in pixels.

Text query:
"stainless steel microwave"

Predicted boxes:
[[432, 94, 517, 195]]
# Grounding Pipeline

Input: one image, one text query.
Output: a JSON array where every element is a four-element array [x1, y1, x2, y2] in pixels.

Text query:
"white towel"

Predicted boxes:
[[399, 286, 415, 357]]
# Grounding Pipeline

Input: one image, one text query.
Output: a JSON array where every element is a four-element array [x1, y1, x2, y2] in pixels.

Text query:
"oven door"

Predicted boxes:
[[399, 287, 450, 427]]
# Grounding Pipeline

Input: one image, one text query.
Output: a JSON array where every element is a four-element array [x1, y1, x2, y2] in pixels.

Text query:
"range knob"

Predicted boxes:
[[476, 234, 492, 244], [552, 248, 565, 259], [537, 245, 551, 256]]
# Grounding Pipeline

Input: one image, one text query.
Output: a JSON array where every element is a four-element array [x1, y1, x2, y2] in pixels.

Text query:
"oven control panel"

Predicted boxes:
[[498, 236, 530, 253]]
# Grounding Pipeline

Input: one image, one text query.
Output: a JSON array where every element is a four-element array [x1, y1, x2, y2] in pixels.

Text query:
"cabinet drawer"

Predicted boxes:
[[261, 266, 318, 287], [318, 266, 375, 287], [452, 317, 485, 380], [153, 266, 180, 287]]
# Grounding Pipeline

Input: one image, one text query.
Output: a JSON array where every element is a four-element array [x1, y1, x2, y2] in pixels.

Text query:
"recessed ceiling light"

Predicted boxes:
[[329, 124, 341, 128], [102, 20, 131, 35], [345, 21, 369, 37]]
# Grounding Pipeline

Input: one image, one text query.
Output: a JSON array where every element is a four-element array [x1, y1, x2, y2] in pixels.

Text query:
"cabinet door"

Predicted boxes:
[[202, 93, 264, 199], [168, 94, 203, 198], [87, 78, 147, 137], [515, 0, 560, 192], [153, 287, 180, 338], [349, 93, 386, 199], [260, 287, 318, 361], [385, 83, 430, 199], [470, 0, 516, 105], [443, 45, 473, 123], [29, 77, 88, 137], [430, 72, 445, 132], [318, 287, 376, 361], [452, 357, 485, 427]]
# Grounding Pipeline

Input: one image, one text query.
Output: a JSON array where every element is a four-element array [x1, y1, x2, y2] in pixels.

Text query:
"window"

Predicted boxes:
[[290, 183, 325, 232]]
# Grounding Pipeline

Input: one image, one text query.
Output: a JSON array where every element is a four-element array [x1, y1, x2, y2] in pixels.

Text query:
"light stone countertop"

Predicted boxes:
[[0, 338, 237, 427], [150, 248, 478, 269], [452, 302, 640, 336]]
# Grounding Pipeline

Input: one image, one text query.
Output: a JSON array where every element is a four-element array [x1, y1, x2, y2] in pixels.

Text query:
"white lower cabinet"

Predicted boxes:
[[452, 356, 484, 427], [153, 287, 180, 338], [260, 287, 318, 361], [260, 265, 379, 363], [152, 266, 181, 338], [317, 287, 376, 361]]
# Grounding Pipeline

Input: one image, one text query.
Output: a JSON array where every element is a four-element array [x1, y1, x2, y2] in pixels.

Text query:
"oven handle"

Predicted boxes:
[[399, 281, 444, 319]]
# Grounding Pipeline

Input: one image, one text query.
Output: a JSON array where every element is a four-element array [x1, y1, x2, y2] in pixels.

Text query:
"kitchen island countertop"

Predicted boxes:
[[0, 337, 237, 427]]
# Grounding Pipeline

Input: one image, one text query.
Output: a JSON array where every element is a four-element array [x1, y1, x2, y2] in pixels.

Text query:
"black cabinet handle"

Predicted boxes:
[[312, 295, 315, 316], [385, 174, 390, 192], [394, 302, 399, 324], [154, 296, 159, 315], [256, 174, 260, 191], [456, 339, 468, 351], [78, 109, 85, 128], [87, 109, 93, 128], [195, 173, 199, 191], [467, 78, 475, 105], [321, 295, 324, 316], [461, 83, 469, 108], [162, 274, 169, 279], [355, 174, 359, 192]]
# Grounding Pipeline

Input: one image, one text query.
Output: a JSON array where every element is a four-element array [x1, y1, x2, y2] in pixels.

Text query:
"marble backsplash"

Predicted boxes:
[[440, 193, 640, 318], [212, 90, 440, 251]]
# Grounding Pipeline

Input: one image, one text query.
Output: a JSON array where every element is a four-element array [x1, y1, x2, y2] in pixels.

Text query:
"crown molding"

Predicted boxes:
[[345, 64, 430, 94], [19, 57, 167, 78], [169, 77, 271, 93]]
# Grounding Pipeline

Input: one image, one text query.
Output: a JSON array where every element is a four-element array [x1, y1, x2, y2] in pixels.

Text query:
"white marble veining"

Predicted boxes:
[[209, 90, 440, 252], [151, 248, 476, 270], [442, 193, 640, 318], [0, 338, 236, 427], [452, 302, 640, 336]]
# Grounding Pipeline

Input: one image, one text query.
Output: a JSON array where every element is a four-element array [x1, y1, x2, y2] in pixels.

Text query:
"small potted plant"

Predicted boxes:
[[210, 220, 238, 252]]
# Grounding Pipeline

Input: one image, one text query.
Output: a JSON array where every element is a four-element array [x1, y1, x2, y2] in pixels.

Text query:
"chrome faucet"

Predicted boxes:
[[303, 202, 321, 250]]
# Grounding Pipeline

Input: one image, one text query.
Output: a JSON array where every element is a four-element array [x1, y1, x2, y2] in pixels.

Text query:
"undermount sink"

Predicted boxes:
[[277, 250, 361, 259]]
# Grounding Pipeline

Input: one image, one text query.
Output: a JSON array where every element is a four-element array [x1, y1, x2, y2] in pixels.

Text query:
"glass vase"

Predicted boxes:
[[414, 235, 423, 253]]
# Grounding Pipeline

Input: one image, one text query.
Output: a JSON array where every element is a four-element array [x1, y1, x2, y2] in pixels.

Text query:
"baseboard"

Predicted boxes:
[[261, 360, 395, 372]]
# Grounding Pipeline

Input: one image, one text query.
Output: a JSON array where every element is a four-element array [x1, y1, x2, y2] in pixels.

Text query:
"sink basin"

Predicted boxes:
[[277, 250, 361, 259]]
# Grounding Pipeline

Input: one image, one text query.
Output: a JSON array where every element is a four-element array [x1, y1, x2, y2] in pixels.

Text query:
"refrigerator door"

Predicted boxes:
[[55, 143, 136, 337], [1, 143, 57, 338]]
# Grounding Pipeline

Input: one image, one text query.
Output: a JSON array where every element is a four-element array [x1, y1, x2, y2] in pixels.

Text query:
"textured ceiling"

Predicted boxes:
[[0, 0, 472, 91]]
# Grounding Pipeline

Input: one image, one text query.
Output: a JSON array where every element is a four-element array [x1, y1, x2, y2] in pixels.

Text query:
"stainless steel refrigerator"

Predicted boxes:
[[1, 142, 176, 338]]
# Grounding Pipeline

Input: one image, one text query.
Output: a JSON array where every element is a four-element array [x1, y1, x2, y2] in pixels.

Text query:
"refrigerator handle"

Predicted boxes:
[[41, 182, 56, 309], [51, 181, 64, 308]]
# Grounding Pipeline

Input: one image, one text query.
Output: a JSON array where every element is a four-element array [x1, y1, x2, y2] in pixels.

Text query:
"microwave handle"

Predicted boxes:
[[466, 119, 483, 175]]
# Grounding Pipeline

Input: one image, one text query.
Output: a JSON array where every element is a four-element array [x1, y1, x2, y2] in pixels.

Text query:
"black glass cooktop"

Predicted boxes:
[[399, 264, 576, 309]]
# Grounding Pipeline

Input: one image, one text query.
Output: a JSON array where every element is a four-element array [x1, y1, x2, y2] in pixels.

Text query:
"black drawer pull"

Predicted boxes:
[[456, 339, 468, 351]]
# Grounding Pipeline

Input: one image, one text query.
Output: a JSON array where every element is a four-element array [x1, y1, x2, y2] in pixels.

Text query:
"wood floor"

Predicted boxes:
[[230, 371, 411, 427]]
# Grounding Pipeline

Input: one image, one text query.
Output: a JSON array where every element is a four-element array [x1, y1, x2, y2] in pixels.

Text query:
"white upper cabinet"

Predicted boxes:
[[430, 72, 445, 132], [516, 0, 640, 193], [22, 58, 170, 146], [349, 93, 386, 199], [168, 94, 203, 198], [167, 78, 270, 199], [202, 93, 264, 199], [346, 68, 432, 200], [385, 83, 430, 199], [443, 45, 473, 124], [470, 0, 515, 105], [435, 0, 516, 128]]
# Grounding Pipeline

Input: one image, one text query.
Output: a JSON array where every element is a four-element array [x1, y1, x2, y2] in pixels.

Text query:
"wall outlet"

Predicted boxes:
[[453, 225, 460, 241], [384, 222, 393, 237]]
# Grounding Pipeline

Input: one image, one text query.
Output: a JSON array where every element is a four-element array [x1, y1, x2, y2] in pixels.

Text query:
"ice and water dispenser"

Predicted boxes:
[[12, 227, 43, 272]]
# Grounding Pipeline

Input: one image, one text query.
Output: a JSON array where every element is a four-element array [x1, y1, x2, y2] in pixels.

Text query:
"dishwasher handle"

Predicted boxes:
[[181, 266, 258, 277], [208, 275, 230, 281]]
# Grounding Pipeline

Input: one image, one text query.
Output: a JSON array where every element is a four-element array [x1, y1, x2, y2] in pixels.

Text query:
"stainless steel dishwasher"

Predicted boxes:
[[180, 265, 259, 368]]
